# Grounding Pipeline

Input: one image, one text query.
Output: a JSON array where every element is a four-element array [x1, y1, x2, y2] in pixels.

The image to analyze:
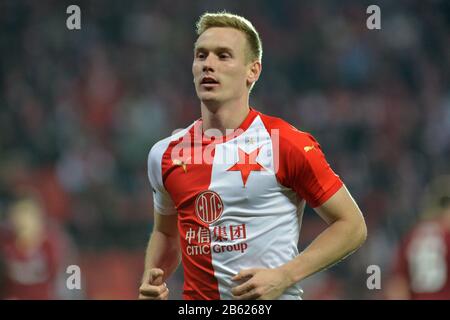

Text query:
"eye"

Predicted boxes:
[[196, 52, 206, 59], [219, 52, 231, 59]]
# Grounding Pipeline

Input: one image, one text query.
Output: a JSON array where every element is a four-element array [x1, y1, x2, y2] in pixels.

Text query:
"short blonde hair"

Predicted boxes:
[[196, 11, 263, 63]]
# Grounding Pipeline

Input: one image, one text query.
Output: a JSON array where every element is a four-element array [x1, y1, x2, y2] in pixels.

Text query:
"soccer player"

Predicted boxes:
[[386, 176, 450, 299], [139, 12, 367, 300]]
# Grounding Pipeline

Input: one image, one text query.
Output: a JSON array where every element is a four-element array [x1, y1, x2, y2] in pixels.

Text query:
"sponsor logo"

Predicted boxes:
[[186, 243, 248, 256], [195, 190, 224, 224], [185, 224, 248, 256]]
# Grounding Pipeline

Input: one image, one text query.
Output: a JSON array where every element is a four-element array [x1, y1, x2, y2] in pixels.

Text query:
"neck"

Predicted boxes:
[[200, 96, 250, 136]]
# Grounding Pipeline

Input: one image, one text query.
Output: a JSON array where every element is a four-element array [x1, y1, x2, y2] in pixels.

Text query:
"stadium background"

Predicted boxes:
[[0, 0, 449, 299]]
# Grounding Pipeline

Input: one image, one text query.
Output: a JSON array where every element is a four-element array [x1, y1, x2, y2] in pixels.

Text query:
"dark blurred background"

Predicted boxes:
[[0, 0, 449, 299]]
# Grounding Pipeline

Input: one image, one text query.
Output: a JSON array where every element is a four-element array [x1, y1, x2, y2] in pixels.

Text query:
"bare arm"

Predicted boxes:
[[139, 207, 181, 299], [143, 208, 181, 281], [280, 184, 367, 284], [232, 185, 367, 299]]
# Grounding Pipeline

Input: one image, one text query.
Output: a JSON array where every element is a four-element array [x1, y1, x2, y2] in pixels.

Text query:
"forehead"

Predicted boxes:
[[195, 27, 247, 51]]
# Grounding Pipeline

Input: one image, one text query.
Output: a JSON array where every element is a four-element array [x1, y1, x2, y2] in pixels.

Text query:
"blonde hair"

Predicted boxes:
[[195, 11, 263, 63]]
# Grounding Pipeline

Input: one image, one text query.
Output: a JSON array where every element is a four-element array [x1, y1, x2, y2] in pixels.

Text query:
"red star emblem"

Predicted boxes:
[[227, 147, 266, 187]]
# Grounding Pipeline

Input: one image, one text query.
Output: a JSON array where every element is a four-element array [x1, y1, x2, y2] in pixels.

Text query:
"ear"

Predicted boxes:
[[247, 60, 262, 87]]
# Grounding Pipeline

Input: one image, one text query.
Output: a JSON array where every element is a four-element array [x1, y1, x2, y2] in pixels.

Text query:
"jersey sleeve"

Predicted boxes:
[[277, 129, 343, 208], [148, 142, 177, 215]]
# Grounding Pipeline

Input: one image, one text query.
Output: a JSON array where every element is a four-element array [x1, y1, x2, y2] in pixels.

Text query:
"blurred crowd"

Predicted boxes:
[[0, 0, 449, 299]]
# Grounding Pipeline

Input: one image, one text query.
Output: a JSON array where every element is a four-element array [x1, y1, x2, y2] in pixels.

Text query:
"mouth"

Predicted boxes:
[[200, 76, 220, 88]]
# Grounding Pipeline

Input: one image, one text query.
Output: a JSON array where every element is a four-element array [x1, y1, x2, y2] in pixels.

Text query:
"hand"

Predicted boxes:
[[231, 267, 292, 300], [138, 268, 169, 300]]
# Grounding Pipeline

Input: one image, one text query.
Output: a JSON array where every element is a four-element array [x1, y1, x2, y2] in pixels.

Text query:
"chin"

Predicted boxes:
[[199, 92, 221, 103]]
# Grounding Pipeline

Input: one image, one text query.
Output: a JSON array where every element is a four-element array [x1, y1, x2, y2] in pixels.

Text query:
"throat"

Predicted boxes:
[[201, 104, 250, 137]]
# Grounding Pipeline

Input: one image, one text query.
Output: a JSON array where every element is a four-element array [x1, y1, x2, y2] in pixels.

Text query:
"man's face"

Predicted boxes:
[[9, 200, 44, 241], [193, 27, 256, 104]]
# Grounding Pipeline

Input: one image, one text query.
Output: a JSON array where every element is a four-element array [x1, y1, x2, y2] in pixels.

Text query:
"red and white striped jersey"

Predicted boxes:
[[148, 108, 343, 300]]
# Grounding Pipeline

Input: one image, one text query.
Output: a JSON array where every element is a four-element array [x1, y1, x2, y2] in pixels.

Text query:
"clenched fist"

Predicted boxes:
[[138, 268, 169, 300]]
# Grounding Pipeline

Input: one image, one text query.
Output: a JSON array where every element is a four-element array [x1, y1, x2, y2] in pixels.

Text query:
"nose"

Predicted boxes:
[[203, 65, 213, 73], [202, 55, 215, 73]]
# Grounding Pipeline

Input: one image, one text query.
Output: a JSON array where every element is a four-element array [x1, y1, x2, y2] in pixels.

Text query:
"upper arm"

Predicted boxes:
[[153, 206, 179, 238], [313, 185, 366, 230], [148, 142, 177, 216]]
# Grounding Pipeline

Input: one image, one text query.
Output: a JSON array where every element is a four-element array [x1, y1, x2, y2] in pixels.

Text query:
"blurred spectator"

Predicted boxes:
[[386, 175, 450, 299], [0, 195, 75, 299]]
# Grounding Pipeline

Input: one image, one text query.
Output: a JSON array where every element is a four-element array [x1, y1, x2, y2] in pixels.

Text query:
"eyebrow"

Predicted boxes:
[[194, 46, 234, 53]]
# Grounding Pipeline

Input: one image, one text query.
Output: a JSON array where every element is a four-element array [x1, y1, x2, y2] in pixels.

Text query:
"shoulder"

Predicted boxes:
[[412, 219, 444, 238], [148, 121, 197, 166], [257, 111, 320, 153]]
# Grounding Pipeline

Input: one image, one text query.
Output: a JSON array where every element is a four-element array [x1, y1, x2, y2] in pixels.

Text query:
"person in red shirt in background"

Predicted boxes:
[[0, 196, 62, 299], [386, 175, 450, 299]]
